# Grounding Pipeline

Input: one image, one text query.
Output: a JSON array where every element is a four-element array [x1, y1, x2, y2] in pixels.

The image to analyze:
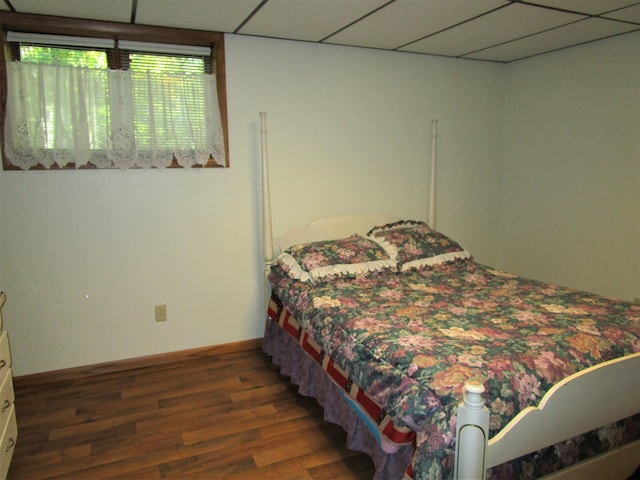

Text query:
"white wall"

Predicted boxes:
[[2, 169, 264, 375], [499, 32, 640, 300], [1, 35, 505, 375]]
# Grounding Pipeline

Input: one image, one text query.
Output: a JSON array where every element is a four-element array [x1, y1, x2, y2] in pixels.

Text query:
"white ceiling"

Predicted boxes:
[[3, 0, 639, 62]]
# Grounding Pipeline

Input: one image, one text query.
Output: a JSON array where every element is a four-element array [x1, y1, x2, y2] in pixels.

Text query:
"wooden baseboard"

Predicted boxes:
[[13, 337, 263, 388]]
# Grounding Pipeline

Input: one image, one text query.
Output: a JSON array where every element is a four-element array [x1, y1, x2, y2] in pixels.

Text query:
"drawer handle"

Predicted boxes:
[[0, 360, 5, 370], [1, 400, 9, 412], [4, 438, 14, 452]]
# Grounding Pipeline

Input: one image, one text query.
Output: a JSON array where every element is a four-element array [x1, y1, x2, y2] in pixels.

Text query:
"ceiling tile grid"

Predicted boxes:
[[464, 15, 640, 61], [398, 2, 587, 57], [3, 0, 640, 62], [239, 0, 391, 42], [135, 0, 263, 33], [323, 0, 506, 50], [9, 0, 132, 23]]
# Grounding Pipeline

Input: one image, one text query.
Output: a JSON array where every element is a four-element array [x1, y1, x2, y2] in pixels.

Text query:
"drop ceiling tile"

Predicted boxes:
[[464, 17, 640, 62], [136, 0, 262, 32], [400, 2, 585, 57], [325, 0, 505, 50], [602, 3, 640, 23], [11, 0, 132, 22], [239, 0, 389, 42], [526, 0, 638, 15]]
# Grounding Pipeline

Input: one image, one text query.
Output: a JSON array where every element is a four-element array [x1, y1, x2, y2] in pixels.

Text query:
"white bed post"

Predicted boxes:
[[454, 381, 490, 480], [428, 119, 437, 229], [260, 112, 274, 315]]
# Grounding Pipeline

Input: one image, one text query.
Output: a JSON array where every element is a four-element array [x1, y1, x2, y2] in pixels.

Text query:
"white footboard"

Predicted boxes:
[[454, 352, 640, 479], [454, 381, 490, 479]]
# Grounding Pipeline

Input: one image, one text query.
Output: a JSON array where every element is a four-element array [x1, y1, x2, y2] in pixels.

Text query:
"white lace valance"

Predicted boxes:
[[4, 62, 226, 169]]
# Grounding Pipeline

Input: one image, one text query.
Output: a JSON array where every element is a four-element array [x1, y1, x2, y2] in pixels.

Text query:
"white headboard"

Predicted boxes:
[[273, 214, 400, 255], [259, 112, 438, 263]]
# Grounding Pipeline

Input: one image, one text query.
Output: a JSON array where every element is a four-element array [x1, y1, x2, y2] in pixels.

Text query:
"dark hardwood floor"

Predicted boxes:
[[8, 347, 374, 479]]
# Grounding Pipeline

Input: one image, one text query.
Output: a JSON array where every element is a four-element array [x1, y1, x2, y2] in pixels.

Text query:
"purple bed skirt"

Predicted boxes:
[[262, 318, 414, 480]]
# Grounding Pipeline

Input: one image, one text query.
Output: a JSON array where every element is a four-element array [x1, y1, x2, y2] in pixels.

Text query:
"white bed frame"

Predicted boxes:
[[259, 112, 640, 479]]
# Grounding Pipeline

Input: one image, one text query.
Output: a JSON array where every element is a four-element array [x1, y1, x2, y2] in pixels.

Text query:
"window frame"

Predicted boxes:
[[0, 11, 229, 170]]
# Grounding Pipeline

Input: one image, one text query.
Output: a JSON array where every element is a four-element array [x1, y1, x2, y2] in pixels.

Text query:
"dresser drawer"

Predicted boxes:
[[0, 406, 16, 480], [0, 333, 10, 376], [0, 372, 14, 432]]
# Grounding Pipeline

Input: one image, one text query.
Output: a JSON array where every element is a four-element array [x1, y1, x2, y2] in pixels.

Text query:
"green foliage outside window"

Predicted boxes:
[[19, 46, 108, 69], [19, 47, 206, 74]]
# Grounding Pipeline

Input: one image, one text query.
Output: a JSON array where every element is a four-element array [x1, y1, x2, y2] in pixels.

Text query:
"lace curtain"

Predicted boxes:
[[4, 62, 226, 169]]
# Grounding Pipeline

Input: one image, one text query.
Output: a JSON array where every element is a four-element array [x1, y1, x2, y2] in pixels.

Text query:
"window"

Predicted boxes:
[[0, 13, 228, 170]]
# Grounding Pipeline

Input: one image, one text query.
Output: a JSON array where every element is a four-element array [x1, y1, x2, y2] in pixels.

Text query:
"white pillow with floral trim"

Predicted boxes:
[[367, 220, 470, 272], [276, 234, 397, 283]]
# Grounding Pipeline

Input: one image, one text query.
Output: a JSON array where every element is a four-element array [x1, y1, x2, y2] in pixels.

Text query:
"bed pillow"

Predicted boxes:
[[367, 220, 471, 272], [275, 234, 396, 283]]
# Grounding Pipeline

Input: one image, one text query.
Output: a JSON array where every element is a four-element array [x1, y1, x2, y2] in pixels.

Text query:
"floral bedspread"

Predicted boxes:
[[269, 259, 640, 479]]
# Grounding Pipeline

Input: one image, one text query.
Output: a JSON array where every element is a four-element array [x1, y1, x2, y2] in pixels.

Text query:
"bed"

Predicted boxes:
[[258, 112, 640, 479]]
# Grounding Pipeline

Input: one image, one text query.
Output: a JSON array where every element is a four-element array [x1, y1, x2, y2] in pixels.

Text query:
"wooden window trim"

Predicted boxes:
[[0, 11, 229, 170]]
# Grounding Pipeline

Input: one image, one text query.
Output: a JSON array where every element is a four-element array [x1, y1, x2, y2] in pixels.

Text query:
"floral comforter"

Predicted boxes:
[[269, 258, 640, 479]]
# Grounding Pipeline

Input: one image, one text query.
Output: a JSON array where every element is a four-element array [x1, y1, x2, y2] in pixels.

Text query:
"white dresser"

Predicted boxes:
[[0, 293, 17, 480]]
